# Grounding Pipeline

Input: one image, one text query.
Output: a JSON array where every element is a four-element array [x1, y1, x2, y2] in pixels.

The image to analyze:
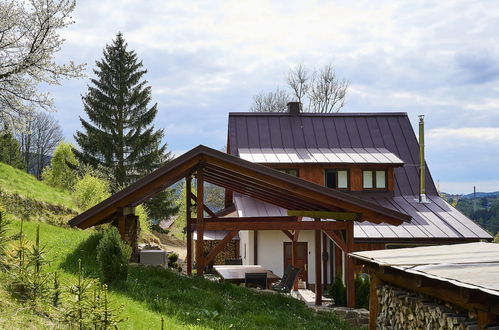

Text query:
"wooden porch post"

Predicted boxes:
[[254, 230, 258, 264], [314, 218, 322, 306], [346, 221, 355, 308], [369, 273, 381, 330], [186, 176, 192, 275], [292, 230, 299, 291], [195, 170, 205, 275]]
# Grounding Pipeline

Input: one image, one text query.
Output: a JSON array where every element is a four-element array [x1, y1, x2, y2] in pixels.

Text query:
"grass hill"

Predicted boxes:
[[0, 162, 348, 329]]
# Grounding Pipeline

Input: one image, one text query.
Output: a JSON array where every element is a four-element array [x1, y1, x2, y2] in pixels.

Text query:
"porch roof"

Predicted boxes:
[[68, 145, 410, 229]]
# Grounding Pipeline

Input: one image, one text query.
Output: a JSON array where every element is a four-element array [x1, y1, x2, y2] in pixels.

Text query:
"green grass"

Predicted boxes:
[[1, 218, 349, 329], [0, 162, 78, 211]]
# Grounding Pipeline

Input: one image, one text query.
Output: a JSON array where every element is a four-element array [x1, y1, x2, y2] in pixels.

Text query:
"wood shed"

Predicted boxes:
[[351, 242, 499, 329]]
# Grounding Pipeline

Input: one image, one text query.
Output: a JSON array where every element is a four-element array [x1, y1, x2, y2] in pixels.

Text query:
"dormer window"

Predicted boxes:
[[325, 169, 349, 189], [363, 170, 387, 190]]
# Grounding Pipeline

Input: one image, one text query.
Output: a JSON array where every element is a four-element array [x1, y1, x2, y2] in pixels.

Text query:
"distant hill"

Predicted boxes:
[[460, 191, 499, 199]]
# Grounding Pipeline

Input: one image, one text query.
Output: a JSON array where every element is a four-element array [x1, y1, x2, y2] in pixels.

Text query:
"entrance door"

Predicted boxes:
[[283, 242, 308, 284]]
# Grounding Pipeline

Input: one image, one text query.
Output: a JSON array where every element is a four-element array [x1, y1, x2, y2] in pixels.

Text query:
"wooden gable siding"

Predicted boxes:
[[266, 163, 395, 192]]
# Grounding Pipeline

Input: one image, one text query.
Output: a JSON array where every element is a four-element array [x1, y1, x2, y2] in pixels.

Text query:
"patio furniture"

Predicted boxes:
[[272, 264, 292, 290], [273, 266, 300, 293], [245, 272, 267, 289], [224, 258, 243, 265], [213, 265, 280, 289]]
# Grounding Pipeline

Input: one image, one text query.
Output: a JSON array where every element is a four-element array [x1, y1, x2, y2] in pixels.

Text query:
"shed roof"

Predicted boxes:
[[350, 242, 499, 297], [68, 145, 411, 229], [238, 147, 404, 165]]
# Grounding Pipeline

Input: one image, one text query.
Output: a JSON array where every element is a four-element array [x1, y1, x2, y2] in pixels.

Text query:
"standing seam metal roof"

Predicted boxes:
[[228, 112, 491, 240]]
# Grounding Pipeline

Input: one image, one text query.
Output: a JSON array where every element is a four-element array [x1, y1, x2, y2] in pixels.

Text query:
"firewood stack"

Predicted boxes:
[[376, 284, 478, 329]]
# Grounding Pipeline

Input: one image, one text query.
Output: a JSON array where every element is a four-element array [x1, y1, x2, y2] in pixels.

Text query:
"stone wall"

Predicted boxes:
[[376, 283, 479, 329]]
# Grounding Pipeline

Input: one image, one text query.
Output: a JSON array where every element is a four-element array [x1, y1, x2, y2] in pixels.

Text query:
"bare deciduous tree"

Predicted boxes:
[[17, 112, 63, 178], [250, 63, 349, 113], [249, 89, 290, 113], [0, 0, 85, 128], [308, 64, 349, 113]]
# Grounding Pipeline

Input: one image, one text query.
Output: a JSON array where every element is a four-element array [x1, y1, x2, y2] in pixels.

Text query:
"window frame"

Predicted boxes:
[[277, 168, 299, 177], [324, 168, 350, 190], [362, 169, 388, 191]]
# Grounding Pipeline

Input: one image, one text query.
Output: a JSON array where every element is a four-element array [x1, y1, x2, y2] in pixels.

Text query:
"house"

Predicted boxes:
[[224, 102, 491, 293], [350, 242, 499, 329]]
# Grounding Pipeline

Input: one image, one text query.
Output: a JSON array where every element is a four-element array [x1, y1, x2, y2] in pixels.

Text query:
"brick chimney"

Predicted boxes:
[[287, 102, 301, 115]]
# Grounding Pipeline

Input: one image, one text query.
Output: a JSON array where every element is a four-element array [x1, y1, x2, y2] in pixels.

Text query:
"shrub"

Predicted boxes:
[[355, 273, 370, 309], [72, 173, 110, 211], [329, 273, 346, 306], [42, 141, 79, 190], [167, 252, 179, 269], [96, 227, 131, 284]]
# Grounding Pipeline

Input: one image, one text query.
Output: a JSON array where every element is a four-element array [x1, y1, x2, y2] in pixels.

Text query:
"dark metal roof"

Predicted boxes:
[[228, 112, 492, 240], [228, 112, 436, 197], [68, 145, 411, 229]]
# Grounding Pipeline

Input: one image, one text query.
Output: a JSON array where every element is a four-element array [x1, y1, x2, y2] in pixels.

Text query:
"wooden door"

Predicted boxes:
[[283, 242, 308, 284]]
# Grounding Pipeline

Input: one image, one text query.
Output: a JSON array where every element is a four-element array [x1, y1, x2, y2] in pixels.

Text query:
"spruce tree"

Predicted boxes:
[[75, 33, 169, 189], [75, 33, 177, 220], [0, 125, 25, 170]]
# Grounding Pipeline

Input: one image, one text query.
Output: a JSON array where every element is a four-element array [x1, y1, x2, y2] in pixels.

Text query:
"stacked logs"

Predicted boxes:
[[376, 284, 478, 329]]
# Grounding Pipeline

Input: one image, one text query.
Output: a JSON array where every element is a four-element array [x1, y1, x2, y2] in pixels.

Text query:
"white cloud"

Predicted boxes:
[[428, 127, 499, 141]]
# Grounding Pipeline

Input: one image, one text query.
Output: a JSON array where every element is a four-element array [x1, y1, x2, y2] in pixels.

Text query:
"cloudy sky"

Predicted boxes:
[[48, 0, 499, 194]]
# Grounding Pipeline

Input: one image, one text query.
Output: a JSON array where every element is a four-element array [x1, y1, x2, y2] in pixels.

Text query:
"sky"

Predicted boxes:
[[46, 0, 499, 194]]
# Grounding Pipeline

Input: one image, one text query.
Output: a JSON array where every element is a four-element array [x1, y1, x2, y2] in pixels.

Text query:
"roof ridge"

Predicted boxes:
[[229, 112, 408, 117]]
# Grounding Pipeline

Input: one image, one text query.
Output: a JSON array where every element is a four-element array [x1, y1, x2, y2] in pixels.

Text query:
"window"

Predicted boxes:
[[325, 170, 349, 189], [363, 170, 387, 190], [278, 168, 299, 177]]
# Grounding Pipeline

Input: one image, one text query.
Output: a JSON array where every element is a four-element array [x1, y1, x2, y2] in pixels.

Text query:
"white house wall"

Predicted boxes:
[[256, 230, 327, 285]]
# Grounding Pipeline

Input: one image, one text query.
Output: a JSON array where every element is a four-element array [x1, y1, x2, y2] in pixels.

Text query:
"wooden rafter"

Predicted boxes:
[[288, 210, 359, 221], [197, 220, 349, 231], [324, 229, 348, 252], [189, 192, 218, 218]]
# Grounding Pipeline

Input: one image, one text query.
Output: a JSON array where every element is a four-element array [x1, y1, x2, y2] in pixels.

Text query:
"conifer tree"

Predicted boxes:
[[0, 125, 24, 170], [75, 33, 169, 189]]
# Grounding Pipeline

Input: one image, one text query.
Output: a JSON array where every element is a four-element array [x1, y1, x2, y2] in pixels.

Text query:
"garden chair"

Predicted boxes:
[[272, 266, 300, 293], [272, 264, 292, 290], [245, 272, 268, 289]]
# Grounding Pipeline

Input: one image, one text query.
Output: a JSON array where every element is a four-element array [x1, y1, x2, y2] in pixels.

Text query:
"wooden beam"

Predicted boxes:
[[323, 229, 348, 252], [189, 192, 218, 218], [322, 232, 328, 292], [204, 231, 238, 265], [186, 176, 192, 275], [288, 210, 359, 221], [118, 212, 125, 240], [199, 220, 349, 231], [292, 237, 299, 291], [204, 216, 297, 223], [315, 218, 322, 306], [369, 273, 382, 330], [254, 230, 258, 264], [346, 221, 355, 308], [195, 170, 205, 275], [282, 230, 294, 240]]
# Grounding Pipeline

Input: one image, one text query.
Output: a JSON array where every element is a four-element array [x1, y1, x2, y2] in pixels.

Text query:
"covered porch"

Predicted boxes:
[[68, 145, 410, 307]]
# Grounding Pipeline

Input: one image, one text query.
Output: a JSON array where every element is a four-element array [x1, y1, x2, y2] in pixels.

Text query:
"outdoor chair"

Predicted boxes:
[[245, 272, 268, 289], [272, 266, 300, 293], [271, 264, 292, 290], [224, 258, 243, 265]]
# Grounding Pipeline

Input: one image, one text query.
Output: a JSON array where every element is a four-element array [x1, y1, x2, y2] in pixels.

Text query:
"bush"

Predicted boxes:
[[42, 142, 79, 190], [167, 252, 179, 268], [72, 173, 110, 211], [329, 273, 346, 306], [96, 227, 131, 284], [355, 273, 370, 309]]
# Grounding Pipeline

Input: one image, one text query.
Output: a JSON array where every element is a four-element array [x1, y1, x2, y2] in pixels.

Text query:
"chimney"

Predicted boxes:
[[418, 115, 428, 203], [287, 102, 301, 115]]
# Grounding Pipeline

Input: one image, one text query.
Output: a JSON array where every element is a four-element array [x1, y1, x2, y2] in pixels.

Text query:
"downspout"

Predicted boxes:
[[418, 115, 428, 203]]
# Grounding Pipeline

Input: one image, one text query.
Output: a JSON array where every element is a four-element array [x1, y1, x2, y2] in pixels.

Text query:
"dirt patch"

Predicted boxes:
[[141, 231, 187, 259]]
